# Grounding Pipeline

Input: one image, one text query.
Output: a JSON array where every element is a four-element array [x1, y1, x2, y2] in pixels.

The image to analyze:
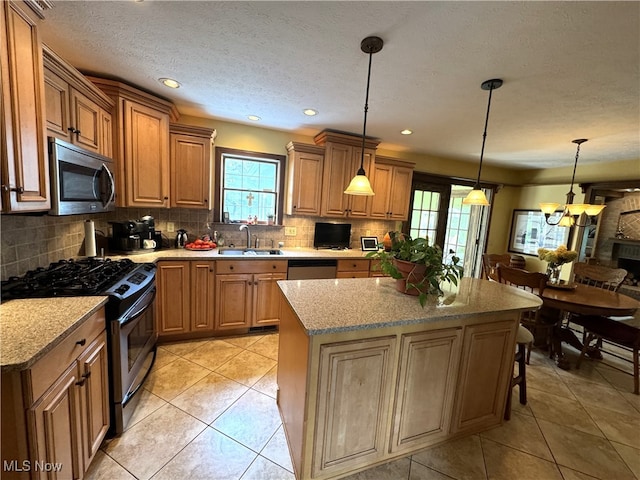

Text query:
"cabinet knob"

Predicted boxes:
[[229, 266, 234, 270], [76, 339, 86, 346], [163, 196, 169, 200], [272, 265, 276, 269], [67, 127, 80, 135]]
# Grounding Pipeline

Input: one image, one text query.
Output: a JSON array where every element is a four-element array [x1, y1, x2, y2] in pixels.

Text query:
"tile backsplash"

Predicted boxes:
[[1, 208, 396, 281]]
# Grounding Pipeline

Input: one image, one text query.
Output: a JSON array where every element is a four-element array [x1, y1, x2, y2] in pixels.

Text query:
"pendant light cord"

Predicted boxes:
[[358, 47, 374, 175], [568, 142, 581, 194], [475, 82, 496, 188]]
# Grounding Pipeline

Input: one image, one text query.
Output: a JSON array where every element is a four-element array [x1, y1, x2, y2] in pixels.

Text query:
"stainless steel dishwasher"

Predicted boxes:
[[287, 259, 338, 279]]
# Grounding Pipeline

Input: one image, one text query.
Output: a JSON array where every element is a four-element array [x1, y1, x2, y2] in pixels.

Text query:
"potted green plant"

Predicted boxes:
[[366, 231, 463, 307]]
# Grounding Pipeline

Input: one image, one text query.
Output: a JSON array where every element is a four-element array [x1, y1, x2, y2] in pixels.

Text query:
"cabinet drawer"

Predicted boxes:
[[216, 260, 288, 274], [27, 308, 106, 403], [336, 271, 370, 279], [337, 259, 370, 272]]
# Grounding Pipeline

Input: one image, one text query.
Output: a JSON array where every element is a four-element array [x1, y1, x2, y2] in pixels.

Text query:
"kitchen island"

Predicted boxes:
[[276, 277, 542, 480]]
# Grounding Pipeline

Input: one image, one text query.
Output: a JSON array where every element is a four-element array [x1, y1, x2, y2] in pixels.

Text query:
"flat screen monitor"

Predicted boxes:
[[313, 222, 351, 249]]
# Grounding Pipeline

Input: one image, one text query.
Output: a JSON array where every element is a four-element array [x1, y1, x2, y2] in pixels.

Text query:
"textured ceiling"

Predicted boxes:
[[36, 1, 640, 171]]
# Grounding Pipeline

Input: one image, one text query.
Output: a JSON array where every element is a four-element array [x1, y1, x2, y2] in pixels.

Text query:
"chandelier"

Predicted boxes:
[[539, 139, 606, 227]]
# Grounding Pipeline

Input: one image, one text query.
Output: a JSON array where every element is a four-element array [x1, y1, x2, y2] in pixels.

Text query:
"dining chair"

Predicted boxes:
[[573, 262, 628, 291], [497, 265, 554, 362], [482, 253, 526, 281], [575, 314, 640, 394]]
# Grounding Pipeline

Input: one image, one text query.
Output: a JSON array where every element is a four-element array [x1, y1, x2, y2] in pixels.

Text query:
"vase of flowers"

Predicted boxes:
[[537, 245, 578, 284]]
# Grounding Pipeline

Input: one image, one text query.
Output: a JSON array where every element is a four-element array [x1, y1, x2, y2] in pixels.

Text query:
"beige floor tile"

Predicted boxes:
[[594, 362, 638, 394], [481, 437, 563, 480], [215, 349, 277, 387], [557, 466, 601, 479], [260, 425, 294, 473], [181, 339, 243, 371], [252, 364, 278, 398], [212, 389, 281, 452], [582, 403, 640, 448], [562, 376, 639, 417], [536, 418, 635, 480], [145, 357, 211, 401], [104, 403, 207, 480], [618, 389, 640, 414], [479, 411, 554, 461], [160, 338, 213, 357], [411, 435, 486, 480], [151, 426, 256, 480], [409, 461, 456, 480], [611, 441, 640, 479], [152, 347, 180, 370], [341, 458, 411, 480], [223, 334, 265, 349], [527, 365, 576, 400], [526, 388, 602, 437], [246, 333, 280, 360], [171, 371, 249, 424], [85, 450, 136, 480], [240, 456, 295, 480], [555, 354, 611, 386], [124, 389, 167, 431]]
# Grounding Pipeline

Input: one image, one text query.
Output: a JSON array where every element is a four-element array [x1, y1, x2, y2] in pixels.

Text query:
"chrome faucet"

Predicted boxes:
[[239, 224, 251, 248]]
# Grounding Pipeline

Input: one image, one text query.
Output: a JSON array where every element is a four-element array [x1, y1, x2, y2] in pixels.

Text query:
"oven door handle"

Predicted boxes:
[[120, 286, 156, 327]]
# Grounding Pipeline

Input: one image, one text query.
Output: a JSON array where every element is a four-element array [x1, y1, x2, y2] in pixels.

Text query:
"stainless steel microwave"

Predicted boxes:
[[48, 137, 115, 216]]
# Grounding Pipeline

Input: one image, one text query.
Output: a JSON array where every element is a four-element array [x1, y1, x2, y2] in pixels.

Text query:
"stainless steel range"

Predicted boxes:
[[1, 258, 157, 435]]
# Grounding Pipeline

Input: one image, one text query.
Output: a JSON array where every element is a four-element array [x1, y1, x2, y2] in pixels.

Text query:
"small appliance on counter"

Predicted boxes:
[[109, 220, 148, 253], [140, 215, 163, 250], [175, 229, 188, 248]]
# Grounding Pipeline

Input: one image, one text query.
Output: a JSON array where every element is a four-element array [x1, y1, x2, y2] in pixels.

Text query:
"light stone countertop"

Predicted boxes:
[[107, 246, 372, 262], [1, 296, 108, 371], [277, 277, 543, 335]]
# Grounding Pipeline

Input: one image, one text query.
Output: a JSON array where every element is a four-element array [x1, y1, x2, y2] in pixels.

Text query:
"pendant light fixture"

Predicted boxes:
[[344, 36, 383, 196], [539, 139, 606, 227], [463, 78, 503, 206]]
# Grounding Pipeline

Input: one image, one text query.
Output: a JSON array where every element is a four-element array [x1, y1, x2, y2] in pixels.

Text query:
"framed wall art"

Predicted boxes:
[[508, 209, 571, 256]]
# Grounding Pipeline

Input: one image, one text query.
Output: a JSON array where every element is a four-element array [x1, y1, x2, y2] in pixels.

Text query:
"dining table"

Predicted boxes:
[[541, 283, 640, 369]]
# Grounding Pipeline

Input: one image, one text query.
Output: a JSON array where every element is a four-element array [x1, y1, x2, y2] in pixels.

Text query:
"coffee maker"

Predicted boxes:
[[140, 215, 163, 249], [109, 221, 148, 252]]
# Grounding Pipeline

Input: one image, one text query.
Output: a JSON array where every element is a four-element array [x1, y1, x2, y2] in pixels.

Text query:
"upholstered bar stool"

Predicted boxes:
[[505, 325, 534, 420]]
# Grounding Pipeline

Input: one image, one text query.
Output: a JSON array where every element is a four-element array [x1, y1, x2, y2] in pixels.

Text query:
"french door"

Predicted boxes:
[[405, 179, 492, 278]]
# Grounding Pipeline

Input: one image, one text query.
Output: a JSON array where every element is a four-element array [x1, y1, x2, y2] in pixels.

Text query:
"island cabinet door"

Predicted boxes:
[[451, 319, 516, 434], [390, 328, 462, 453], [312, 336, 396, 478]]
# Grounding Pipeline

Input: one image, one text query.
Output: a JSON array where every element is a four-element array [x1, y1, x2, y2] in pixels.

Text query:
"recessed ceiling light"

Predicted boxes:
[[159, 78, 180, 89], [248, 115, 261, 121], [400, 129, 413, 135], [303, 109, 318, 116]]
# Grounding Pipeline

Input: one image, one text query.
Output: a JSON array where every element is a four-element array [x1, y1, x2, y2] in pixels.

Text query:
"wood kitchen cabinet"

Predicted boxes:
[[314, 131, 379, 218], [312, 337, 396, 477], [451, 320, 516, 434], [367, 156, 415, 220], [390, 329, 461, 453], [88, 77, 176, 208], [170, 123, 215, 209], [42, 45, 114, 158], [216, 260, 287, 330], [156, 260, 215, 339], [336, 259, 371, 278], [1, 308, 110, 480], [0, 0, 50, 212], [285, 142, 324, 216]]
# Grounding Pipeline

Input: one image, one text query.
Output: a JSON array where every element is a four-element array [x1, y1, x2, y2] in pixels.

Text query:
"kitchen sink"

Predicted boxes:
[[218, 248, 283, 256]]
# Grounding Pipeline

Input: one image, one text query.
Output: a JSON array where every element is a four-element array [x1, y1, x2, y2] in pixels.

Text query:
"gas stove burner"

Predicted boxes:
[[1, 257, 139, 301]]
